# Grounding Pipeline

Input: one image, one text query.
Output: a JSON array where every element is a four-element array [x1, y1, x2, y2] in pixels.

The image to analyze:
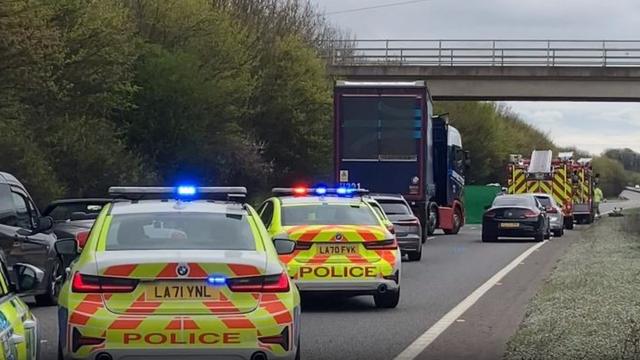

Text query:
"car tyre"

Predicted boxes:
[[481, 229, 496, 242], [374, 289, 400, 309], [57, 342, 63, 360], [565, 216, 574, 230], [553, 229, 564, 237], [534, 229, 545, 242], [295, 338, 300, 360], [426, 203, 438, 236], [35, 258, 63, 306], [407, 244, 422, 261], [544, 225, 551, 240]]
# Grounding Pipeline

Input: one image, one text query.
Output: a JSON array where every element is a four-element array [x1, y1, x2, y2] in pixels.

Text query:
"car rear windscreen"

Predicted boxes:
[[377, 200, 412, 215], [282, 204, 379, 226], [105, 212, 255, 251], [492, 196, 534, 207], [535, 197, 552, 207], [48, 203, 107, 221]]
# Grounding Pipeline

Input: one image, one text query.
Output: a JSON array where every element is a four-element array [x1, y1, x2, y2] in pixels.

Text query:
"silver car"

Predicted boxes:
[[534, 193, 564, 237], [369, 194, 423, 261]]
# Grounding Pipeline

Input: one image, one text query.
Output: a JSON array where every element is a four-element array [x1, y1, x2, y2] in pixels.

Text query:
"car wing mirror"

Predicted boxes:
[[35, 216, 54, 233], [273, 235, 296, 255], [13, 263, 45, 293], [55, 238, 79, 257]]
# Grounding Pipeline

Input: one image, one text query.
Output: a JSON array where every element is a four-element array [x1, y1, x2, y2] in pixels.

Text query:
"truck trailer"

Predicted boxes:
[[333, 81, 469, 239]]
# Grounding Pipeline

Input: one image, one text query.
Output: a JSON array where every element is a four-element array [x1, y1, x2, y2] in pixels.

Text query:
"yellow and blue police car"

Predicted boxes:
[[258, 187, 401, 308], [55, 186, 300, 360], [0, 260, 39, 360]]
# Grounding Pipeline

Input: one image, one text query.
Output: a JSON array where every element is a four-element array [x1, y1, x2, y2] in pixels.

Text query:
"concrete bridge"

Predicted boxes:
[[325, 40, 640, 101]]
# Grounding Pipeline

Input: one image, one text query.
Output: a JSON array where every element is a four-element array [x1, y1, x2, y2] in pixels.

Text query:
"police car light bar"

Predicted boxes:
[[108, 186, 247, 201], [271, 187, 369, 197]]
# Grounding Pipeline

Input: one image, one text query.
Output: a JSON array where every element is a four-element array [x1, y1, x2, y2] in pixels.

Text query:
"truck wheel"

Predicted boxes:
[[444, 208, 462, 235], [374, 289, 400, 309], [426, 203, 438, 236]]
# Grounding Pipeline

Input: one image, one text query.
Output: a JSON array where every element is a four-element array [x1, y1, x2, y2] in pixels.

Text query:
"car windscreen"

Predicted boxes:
[[105, 212, 255, 251], [282, 204, 379, 226], [492, 196, 534, 208], [376, 200, 412, 215], [46, 202, 107, 221]]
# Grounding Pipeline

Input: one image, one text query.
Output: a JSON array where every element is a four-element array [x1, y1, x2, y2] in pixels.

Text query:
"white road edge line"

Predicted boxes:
[[394, 239, 549, 360]]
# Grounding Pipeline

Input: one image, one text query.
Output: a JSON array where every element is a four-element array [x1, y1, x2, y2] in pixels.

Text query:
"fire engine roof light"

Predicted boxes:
[[315, 187, 327, 195]]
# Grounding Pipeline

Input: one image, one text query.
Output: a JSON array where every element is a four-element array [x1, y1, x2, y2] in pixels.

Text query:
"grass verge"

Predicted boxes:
[[505, 210, 640, 359]]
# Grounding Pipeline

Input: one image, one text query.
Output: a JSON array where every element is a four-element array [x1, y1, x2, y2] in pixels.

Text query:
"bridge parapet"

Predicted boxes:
[[324, 39, 640, 67]]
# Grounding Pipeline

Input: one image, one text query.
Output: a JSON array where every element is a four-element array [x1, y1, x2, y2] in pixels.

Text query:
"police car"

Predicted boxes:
[[55, 186, 300, 360], [0, 261, 39, 360], [258, 187, 401, 308]]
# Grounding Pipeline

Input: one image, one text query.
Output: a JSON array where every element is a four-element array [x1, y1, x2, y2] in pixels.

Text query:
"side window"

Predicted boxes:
[[11, 192, 33, 229], [0, 184, 17, 226], [259, 201, 274, 228], [370, 203, 387, 221]]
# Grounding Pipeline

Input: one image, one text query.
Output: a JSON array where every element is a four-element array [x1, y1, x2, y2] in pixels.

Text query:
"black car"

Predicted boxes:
[[42, 198, 111, 247], [369, 193, 423, 261], [482, 194, 551, 242], [0, 171, 60, 305]]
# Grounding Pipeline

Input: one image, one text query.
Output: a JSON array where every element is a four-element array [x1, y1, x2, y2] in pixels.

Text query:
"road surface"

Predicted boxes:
[[30, 191, 640, 359]]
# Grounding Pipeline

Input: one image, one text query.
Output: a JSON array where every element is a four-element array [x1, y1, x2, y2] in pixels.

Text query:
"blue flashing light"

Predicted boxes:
[[177, 185, 197, 196], [315, 187, 327, 195], [336, 187, 347, 195], [206, 275, 227, 286]]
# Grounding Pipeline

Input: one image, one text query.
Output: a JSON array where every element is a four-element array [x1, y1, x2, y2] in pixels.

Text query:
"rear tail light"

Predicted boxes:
[[523, 210, 538, 218], [546, 207, 558, 214], [258, 326, 290, 351], [72, 273, 138, 293], [72, 328, 104, 352], [75, 231, 90, 249], [228, 272, 290, 293], [363, 239, 397, 250]]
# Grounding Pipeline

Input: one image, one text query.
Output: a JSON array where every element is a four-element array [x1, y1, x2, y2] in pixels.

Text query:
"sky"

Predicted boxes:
[[311, 0, 640, 154]]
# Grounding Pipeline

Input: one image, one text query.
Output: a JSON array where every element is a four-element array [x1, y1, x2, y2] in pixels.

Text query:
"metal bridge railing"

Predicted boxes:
[[323, 40, 640, 67]]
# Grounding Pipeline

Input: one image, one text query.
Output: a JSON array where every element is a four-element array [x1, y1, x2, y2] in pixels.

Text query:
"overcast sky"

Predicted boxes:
[[311, 0, 640, 154]]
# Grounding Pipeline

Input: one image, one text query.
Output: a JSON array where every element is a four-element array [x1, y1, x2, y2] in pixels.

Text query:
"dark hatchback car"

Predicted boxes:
[[482, 194, 550, 242], [370, 193, 423, 261], [0, 171, 60, 305], [42, 198, 111, 247]]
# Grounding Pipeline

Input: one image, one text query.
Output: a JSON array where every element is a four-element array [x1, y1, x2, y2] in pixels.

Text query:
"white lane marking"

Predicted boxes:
[[394, 240, 549, 360]]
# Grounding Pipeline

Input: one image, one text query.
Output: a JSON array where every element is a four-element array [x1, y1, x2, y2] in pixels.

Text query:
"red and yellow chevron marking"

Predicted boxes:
[[279, 225, 398, 283], [508, 168, 526, 194]]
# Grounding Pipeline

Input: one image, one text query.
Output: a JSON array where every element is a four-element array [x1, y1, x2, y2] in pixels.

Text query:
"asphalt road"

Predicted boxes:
[[29, 192, 640, 360]]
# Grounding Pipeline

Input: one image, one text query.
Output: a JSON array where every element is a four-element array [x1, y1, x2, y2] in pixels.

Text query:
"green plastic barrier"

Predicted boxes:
[[464, 185, 503, 224]]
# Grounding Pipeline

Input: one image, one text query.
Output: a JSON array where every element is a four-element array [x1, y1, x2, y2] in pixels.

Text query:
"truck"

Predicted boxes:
[[333, 81, 469, 240], [571, 157, 596, 224], [507, 151, 596, 229]]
